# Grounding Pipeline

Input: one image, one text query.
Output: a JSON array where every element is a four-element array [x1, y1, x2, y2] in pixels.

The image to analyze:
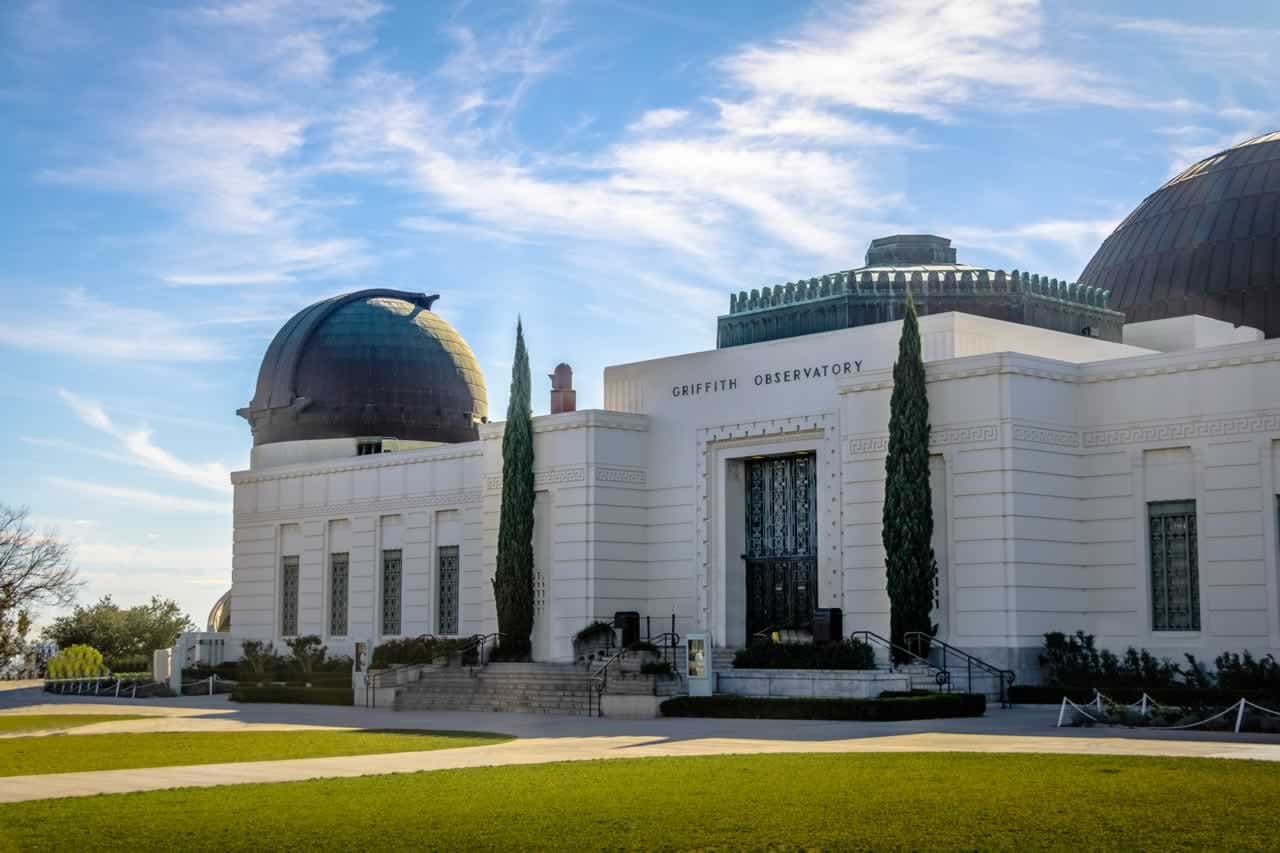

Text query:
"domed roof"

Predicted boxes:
[[239, 289, 487, 446], [1079, 131, 1280, 335]]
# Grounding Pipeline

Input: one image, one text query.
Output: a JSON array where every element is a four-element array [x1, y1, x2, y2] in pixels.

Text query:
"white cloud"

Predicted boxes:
[[948, 217, 1122, 274], [57, 389, 234, 494], [627, 108, 689, 132], [162, 272, 294, 286], [722, 0, 1132, 122], [47, 477, 229, 514], [0, 289, 229, 361]]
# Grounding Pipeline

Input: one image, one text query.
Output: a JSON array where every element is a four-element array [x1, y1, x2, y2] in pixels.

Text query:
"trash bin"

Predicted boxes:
[[811, 608, 843, 645], [615, 611, 641, 647]]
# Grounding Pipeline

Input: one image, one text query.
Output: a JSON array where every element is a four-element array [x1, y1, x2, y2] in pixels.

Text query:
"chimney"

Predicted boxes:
[[549, 363, 576, 414]]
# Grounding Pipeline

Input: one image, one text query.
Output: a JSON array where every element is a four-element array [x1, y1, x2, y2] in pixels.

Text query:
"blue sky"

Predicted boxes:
[[1, 0, 1277, 627]]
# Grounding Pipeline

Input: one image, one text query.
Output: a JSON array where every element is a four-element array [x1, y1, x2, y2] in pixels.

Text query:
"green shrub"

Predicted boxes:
[[284, 635, 327, 673], [732, 638, 876, 671], [640, 660, 673, 675], [660, 693, 985, 721], [1009, 684, 1280, 705], [629, 641, 660, 654], [1214, 651, 1280, 691], [1040, 631, 1180, 687], [105, 654, 151, 675], [371, 636, 474, 668], [46, 644, 106, 678], [234, 671, 352, 687], [240, 640, 284, 674], [230, 686, 353, 705], [574, 621, 615, 644]]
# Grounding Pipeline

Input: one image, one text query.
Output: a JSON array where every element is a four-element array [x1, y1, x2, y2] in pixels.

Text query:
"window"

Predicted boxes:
[[329, 553, 349, 636], [437, 545, 460, 635], [1149, 500, 1200, 631], [357, 440, 382, 456], [280, 555, 299, 636], [381, 549, 402, 635]]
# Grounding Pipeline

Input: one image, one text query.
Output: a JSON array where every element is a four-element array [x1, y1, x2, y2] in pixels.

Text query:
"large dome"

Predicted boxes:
[[239, 289, 487, 446], [1079, 131, 1280, 335]]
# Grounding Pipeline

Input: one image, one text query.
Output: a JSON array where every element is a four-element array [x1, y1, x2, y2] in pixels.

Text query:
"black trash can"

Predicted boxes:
[[811, 608, 843, 645], [615, 611, 641, 647]]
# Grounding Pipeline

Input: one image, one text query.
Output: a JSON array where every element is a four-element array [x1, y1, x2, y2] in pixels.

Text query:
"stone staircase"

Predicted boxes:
[[898, 661, 1010, 703], [393, 662, 592, 715]]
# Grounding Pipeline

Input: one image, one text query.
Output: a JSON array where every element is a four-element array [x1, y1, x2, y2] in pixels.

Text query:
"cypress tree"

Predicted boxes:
[[493, 319, 535, 659], [882, 292, 938, 661]]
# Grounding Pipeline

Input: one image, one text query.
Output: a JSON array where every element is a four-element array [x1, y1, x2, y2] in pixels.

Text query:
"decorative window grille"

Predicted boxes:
[[280, 555, 299, 637], [437, 545, 460, 635], [381, 549, 402, 635], [1149, 501, 1200, 631], [329, 553, 349, 636]]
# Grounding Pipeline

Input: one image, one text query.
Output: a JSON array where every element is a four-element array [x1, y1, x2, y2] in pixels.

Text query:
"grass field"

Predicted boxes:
[[0, 715, 145, 735], [0, 729, 509, 777], [1, 753, 1277, 851]]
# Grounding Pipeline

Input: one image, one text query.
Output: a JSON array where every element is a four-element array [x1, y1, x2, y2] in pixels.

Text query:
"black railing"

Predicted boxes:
[[363, 632, 505, 708], [904, 632, 1016, 708], [587, 630, 682, 717], [848, 630, 952, 691]]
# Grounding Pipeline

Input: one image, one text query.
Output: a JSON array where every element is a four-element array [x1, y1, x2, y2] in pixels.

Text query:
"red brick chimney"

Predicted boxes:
[[549, 363, 576, 414]]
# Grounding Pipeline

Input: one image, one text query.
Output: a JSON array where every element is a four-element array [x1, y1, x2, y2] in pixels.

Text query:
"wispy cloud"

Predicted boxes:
[[47, 477, 229, 514], [0, 289, 229, 361], [57, 389, 233, 494], [627, 108, 689, 133]]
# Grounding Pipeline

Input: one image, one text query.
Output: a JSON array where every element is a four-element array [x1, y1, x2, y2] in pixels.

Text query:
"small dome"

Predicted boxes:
[[1080, 131, 1280, 335], [240, 289, 487, 446]]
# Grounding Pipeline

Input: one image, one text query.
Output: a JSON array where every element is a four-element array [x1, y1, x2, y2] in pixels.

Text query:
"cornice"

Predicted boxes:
[[235, 487, 483, 525], [479, 409, 650, 441], [848, 422, 1000, 455], [231, 444, 483, 485]]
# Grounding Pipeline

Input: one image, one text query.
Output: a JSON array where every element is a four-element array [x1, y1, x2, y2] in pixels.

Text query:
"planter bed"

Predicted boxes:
[[230, 686, 354, 705], [1010, 685, 1280, 706], [660, 693, 985, 721]]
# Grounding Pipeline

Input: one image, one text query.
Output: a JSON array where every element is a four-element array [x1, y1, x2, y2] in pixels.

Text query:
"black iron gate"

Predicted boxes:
[[745, 454, 817, 637]]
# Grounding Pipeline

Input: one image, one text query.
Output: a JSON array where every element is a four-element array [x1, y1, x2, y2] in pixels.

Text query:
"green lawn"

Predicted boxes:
[[0, 715, 145, 735], [0, 729, 509, 777], [2, 753, 1278, 851]]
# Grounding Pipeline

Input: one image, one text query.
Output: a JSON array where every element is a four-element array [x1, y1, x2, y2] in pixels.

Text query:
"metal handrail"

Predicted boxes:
[[363, 632, 505, 708], [848, 630, 952, 691], [587, 632, 683, 717], [904, 632, 1017, 707]]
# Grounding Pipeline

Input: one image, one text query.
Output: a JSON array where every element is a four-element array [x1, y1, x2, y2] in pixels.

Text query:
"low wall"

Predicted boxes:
[[716, 668, 909, 699]]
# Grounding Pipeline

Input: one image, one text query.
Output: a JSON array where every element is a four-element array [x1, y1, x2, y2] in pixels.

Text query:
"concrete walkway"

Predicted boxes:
[[1, 686, 1278, 804]]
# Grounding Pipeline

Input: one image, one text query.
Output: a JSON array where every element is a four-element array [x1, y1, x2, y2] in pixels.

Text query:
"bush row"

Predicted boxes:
[[229, 686, 354, 705], [732, 639, 876, 671], [1041, 631, 1280, 690], [1010, 684, 1280, 706], [660, 692, 986, 721], [233, 671, 352, 687], [370, 636, 476, 668]]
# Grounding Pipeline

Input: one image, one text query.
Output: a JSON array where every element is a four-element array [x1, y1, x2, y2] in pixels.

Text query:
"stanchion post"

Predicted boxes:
[[1057, 697, 1069, 727], [1235, 698, 1247, 733]]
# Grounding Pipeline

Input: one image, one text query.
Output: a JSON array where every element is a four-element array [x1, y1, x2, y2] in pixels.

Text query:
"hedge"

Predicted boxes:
[[660, 693, 986, 721], [1010, 684, 1280, 706], [234, 671, 353, 687], [230, 686, 354, 705], [732, 639, 876, 671]]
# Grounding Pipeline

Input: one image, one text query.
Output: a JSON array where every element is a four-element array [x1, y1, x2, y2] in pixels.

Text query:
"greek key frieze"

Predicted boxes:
[[1082, 414, 1280, 448]]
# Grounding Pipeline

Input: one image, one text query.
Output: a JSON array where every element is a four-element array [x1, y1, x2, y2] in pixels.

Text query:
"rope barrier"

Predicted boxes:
[[1057, 694, 1280, 733]]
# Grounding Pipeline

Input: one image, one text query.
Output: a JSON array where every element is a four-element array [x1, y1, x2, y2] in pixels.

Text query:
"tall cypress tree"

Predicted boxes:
[[493, 319, 535, 659], [882, 292, 938, 660]]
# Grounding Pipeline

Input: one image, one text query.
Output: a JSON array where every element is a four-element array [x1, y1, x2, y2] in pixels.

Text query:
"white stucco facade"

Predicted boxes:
[[230, 311, 1280, 681]]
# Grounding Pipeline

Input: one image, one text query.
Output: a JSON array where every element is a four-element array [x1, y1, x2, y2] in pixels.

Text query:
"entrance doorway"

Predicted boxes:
[[744, 453, 817, 637]]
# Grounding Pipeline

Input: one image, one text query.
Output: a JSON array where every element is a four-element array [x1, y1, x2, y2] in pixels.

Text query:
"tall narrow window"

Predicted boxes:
[[437, 545, 460, 635], [381, 549, 402, 635], [1149, 500, 1200, 631], [329, 552, 349, 636], [280, 555, 299, 636]]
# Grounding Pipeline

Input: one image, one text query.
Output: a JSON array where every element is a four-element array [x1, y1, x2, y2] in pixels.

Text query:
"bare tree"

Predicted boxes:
[[0, 506, 81, 659]]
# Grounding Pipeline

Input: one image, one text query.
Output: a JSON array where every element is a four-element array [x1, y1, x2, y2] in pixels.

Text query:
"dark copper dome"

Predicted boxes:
[[1080, 131, 1280, 335], [239, 289, 487, 446]]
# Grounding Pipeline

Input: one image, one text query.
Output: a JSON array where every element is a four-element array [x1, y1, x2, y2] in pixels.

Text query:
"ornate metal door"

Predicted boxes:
[[745, 454, 817, 637]]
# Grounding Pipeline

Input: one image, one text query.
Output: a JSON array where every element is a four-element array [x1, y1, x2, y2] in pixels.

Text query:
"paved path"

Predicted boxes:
[[1, 687, 1278, 804], [1, 730, 1278, 803]]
